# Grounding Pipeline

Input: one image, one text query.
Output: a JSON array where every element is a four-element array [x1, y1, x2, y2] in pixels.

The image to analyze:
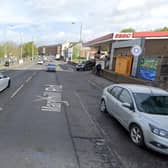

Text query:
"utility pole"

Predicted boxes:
[[19, 32, 23, 64], [32, 38, 34, 61], [72, 22, 83, 62]]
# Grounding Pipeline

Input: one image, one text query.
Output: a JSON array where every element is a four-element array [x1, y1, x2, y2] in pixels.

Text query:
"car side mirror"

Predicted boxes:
[[122, 102, 134, 111]]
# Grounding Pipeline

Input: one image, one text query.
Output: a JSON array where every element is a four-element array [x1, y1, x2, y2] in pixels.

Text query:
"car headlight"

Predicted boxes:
[[149, 124, 168, 138]]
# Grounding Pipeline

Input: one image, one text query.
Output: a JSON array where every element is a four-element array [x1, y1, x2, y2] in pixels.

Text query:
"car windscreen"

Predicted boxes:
[[133, 93, 168, 115], [48, 64, 55, 66]]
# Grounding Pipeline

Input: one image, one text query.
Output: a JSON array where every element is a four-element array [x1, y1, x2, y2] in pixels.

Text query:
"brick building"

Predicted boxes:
[[38, 44, 62, 56]]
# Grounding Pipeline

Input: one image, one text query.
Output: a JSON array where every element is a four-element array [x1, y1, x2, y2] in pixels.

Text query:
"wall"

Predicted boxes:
[[114, 47, 132, 56], [145, 39, 168, 57]]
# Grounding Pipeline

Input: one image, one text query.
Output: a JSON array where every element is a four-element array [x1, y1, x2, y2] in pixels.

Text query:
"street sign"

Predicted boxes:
[[131, 45, 142, 56], [113, 33, 133, 40]]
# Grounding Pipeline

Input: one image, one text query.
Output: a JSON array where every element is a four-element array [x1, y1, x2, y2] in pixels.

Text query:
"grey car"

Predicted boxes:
[[46, 63, 56, 72], [101, 84, 168, 154]]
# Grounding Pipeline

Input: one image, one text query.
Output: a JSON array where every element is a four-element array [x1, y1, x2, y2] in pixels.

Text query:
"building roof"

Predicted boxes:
[[84, 33, 113, 46], [84, 31, 168, 47]]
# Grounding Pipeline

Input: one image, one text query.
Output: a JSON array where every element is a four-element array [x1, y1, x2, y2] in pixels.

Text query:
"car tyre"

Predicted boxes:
[[130, 124, 144, 147], [7, 80, 11, 88], [100, 99, 107, 113]]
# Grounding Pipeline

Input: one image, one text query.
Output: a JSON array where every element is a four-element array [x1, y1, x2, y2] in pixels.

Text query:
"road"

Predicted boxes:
[[0, 61, 167, 168]]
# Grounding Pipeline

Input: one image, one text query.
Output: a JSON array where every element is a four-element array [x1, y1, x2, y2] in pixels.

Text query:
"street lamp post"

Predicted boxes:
[[32, 37, 34, 61], [72, 22, 83, 61]]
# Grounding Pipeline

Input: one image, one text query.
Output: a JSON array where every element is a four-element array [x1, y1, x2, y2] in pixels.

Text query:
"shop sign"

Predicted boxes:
[[137, 58, 158, 81], [113, 33, 133, 40]]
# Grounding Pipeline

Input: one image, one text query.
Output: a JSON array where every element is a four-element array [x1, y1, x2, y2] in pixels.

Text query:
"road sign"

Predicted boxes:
[[131, 45, 142, 56]]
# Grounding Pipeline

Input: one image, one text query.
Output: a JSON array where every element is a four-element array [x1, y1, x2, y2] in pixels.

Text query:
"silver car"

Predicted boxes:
[[100, 84, 168, 154], [0, 72, 10, 92]]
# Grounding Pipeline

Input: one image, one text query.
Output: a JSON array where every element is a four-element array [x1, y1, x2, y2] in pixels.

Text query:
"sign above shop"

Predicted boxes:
[[131, 45, 142, 56], [113, 33, 133, 40]]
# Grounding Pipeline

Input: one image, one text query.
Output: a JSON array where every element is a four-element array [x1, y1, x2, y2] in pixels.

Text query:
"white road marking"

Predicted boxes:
[[11, 84, 24, 98], [32, 72, 37, 76], [88, 80, 101, 90], [74, 91, 97, 127], [74, 90, 126, 168], [35, 85, 69, 112], [0, 107, 3, 111], [26, 76, 33, 83]]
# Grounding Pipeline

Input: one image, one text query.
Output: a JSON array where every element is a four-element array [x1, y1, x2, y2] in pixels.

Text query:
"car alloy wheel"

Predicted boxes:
[[130, 124, 144, 146], [100, 100, 107, 113]]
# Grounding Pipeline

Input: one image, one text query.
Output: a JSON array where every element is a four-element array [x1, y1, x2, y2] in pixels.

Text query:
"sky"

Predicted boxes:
[[0, 0, 168, 46]]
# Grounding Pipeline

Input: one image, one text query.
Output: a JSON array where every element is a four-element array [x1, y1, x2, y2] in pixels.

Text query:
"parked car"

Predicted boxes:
[[37, 60, 44, 65], [55, 54, 61, 60], [100, 84, 168, 154], [0, 73, 10, 92], [76, 60, 95, 71], [46, 63, 56, 72], [4, 61, 10, 67]]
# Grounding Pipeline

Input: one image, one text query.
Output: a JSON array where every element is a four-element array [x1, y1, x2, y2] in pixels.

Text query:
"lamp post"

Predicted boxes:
[[72, 22, 83, 42], [72, 22, 83, 61]]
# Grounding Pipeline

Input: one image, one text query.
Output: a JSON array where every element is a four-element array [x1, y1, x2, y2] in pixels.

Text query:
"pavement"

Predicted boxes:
[[0, 61, 167, 168]]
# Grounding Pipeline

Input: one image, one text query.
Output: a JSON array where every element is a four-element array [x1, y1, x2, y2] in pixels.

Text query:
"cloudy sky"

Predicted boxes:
[[0, 0, 168, 45]]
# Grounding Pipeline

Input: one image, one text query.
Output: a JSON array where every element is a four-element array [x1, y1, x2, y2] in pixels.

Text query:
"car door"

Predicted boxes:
[[0, 75, 6, 91], [106, 86, 123, 119], [0, 76, 3, 91], [116, 89, 135, 128]]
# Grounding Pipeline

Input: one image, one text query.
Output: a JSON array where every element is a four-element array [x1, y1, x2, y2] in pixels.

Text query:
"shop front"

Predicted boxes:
[[84, 31, 168, 90]]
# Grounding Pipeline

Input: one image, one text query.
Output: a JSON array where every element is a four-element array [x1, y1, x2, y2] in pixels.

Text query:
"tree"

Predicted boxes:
[[154, 26, 168, 32], [23, 41, 38, 58], [120, 28, 135, 33], [72, 44, 81, 59]]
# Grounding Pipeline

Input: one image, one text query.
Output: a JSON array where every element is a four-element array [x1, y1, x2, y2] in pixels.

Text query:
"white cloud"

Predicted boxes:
[[0, 0, 168, 44], [150, 4, 168, 17], [117, 0, 146, 10]]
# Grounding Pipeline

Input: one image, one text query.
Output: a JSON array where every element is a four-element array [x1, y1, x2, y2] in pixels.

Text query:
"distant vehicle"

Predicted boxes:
[[101, 84, 168, 155], [76, 60, 95, 71], [37, 60, 43, 65], [43, 56, 47, 61], [4, 61, 10, 67], [0, 72, 10, 92], [55, 54, 61, 60], [46, 63, 56, 72]]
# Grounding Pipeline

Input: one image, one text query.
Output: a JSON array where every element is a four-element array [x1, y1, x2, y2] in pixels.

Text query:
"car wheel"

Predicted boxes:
[[130, 124, 144, 146], [100, 99, 107, 113], [7, 80, 11, 88]]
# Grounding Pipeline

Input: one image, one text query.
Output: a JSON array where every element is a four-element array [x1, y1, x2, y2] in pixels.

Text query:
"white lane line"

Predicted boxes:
[[88, 80, 102, 90], [74, 91, 97, 127], [11, 84, 24, 99], [0, 107, 3, 111], [74, 90, 126, 168], [32, 72, 37, 76], [26, 76, 33, 83]]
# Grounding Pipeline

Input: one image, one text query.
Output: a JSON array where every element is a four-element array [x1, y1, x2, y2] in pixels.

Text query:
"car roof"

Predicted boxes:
[[111, 84, 168, 95], [48, 63, 56, 66]]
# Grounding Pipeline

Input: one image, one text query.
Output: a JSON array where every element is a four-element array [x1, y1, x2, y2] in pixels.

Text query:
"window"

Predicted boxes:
[[118, 89, 132, 104], [133, 93, 168, 115], [109, 87, 123, 98]]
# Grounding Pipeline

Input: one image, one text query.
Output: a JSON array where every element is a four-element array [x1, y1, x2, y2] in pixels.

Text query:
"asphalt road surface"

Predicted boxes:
[[0, 61, 167, 168]]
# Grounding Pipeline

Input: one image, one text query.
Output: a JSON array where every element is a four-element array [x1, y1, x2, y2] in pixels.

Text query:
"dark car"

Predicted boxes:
[[4, 61, 10, 67], [76, 60, 95, 71]]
